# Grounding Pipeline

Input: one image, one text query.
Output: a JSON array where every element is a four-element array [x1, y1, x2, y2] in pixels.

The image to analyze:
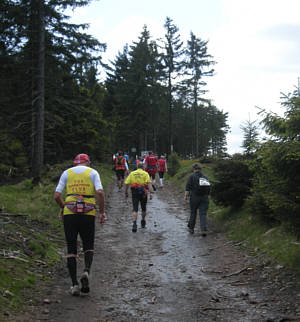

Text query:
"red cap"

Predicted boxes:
[[73, 154, 90, 165]]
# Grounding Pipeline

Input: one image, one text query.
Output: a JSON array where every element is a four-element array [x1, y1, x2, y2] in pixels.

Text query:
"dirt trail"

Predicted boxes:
[[15, 180, 300, 322]]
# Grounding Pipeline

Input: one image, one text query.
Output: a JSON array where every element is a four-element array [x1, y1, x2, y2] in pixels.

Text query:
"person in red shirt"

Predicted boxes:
[[144, 152, 158, 190], [157, 155, 168, 188]]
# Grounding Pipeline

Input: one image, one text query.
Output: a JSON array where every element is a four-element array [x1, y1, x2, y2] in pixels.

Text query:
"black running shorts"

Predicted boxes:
[[131, 188, 147, 212], [116, 169, 125, 180]]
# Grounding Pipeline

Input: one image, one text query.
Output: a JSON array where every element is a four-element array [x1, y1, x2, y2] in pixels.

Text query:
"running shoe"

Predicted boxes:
[[69, 284, 80, 296], [141, 219, 146, 228], [132, 222, 137, 232], [80, 271, 90, 294]]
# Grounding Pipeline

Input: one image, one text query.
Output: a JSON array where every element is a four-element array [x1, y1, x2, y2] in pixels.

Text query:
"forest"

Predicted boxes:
[[0, 0, 229, 180], [1, 0, 299, 233]]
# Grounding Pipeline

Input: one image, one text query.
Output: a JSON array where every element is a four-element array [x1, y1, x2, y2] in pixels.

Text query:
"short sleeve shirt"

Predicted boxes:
[[55, 166, 103, 193], [125, 168, 151, 186]]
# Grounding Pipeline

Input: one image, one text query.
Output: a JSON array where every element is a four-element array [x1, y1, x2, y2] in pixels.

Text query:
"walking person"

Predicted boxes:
[[133, 156, 141, 170], [144, 151, 158, 190], [184, 163, 210, 236], [124, 162, 153, 232], [157, 155, 168, 188], [54, 153, 106, 296], [114, 152, 129, 191]]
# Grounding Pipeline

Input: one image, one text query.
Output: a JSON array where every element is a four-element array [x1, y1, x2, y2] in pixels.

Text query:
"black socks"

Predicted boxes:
[[84, 251, 94, 274], [67, 257, 78, 286]]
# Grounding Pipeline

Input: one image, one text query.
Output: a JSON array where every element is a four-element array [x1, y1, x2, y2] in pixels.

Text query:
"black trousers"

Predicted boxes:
[[188, 194, 209, 231]]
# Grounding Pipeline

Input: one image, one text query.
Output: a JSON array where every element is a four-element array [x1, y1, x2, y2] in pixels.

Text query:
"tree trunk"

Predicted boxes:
[[31, 0, 45, 179]]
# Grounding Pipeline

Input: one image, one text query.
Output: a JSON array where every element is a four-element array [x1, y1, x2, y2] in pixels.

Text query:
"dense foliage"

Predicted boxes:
[[1, 5, 229, 180], [247, 92, 300, 234], [211, 90, 300, 235], [210, 160, 253, 209]]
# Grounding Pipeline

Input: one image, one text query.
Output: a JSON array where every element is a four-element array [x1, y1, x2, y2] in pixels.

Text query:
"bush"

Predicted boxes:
[[210, 160, 253, 209], [167, 153, 181, 176], [248, 141, 300, 235]]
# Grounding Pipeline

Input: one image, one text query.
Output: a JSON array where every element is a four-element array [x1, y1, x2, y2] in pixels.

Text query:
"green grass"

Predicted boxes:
[[203, 201, 300, 273], [0, 162, 114, 320]]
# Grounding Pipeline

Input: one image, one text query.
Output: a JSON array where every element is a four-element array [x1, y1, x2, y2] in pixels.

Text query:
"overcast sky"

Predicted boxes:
[[68, 0, 300, 154]]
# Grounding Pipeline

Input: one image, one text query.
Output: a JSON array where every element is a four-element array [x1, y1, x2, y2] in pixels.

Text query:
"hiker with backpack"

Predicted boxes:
[[144, 151, 158, 190], [124, 162, 154, 232], [114, 152, 129, 191], [184, 163, 210, 236]]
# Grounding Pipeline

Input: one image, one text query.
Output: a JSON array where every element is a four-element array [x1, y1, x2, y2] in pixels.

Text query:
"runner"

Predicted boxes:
[[157, 155, 168, 188], [114, 152, 129, 191], [184, 163, 210, 236], [124, 162, 153, 232], [144, 151, 158, 190], [133, 156, 141, 170], [54, 153, 106, 296]]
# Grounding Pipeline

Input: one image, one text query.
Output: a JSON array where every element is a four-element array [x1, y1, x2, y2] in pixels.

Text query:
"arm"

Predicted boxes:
[[125, 183, 129, 198], [54, 171, 67, 219], [184, 175, 192, 203], [54, 191, 65, 220], [95, 189, 106, 224], [147, 182, 153, 200], [54, 191, 64, 209], [124, 173, 131, 198], [184, 190, 189, 203]]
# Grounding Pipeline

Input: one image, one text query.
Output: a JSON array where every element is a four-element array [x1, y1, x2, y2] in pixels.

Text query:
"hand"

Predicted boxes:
[[149, 193, 153, 200], [59, 208, 64, 221], [99, 212, 107, 224]]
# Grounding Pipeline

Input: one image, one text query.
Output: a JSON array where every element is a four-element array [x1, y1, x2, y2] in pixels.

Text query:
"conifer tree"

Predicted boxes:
[[160, 17, 184, 154], [182, 32, 215, 156]]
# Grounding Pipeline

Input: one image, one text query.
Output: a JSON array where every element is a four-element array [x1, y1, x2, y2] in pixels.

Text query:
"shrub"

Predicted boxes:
[[248, 141, 300, 235], [210, 160, 253, 209], [167, 153, 181, 176]]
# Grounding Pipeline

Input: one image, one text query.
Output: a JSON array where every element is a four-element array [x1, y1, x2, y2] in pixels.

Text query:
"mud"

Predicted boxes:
[[13, 180, 300, 321]]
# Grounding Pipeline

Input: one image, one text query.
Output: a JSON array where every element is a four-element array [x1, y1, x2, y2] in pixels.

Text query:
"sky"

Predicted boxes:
[[68, 0, 300, 154]]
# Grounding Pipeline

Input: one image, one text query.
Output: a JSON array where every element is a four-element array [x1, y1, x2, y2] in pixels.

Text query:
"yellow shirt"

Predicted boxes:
[[125, 168, 151, 186], [64, 168, 96, 215]]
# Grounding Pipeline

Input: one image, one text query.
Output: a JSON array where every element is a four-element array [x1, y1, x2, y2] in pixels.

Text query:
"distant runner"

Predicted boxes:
[[124, 162, 153, 232], [157, 155, 168, 188], [144, 151, 158, 190], [114, 152, 129, 191]]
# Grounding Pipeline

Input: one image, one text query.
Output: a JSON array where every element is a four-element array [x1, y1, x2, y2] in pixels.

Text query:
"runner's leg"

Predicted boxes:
[[141, 195, 147, 228], [131, 190, 139, 232], [63, 215, 79, 287]]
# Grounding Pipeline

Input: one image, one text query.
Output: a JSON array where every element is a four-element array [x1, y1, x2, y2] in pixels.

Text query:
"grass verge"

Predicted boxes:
[[168, 159, 300, 274], [0, 162, 113, 321]]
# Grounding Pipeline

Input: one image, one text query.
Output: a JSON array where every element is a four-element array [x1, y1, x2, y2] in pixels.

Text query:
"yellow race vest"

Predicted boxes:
[[63, 168, 96, 216]]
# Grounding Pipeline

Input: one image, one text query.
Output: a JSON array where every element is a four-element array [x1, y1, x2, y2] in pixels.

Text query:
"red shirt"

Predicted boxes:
[[145, 154, 158, 173], [157, 159, 166, 172]]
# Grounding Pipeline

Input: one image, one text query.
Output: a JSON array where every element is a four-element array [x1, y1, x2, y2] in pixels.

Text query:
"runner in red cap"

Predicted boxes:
[[73, 153, 90, 165], [54, 153, 106, 296]]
